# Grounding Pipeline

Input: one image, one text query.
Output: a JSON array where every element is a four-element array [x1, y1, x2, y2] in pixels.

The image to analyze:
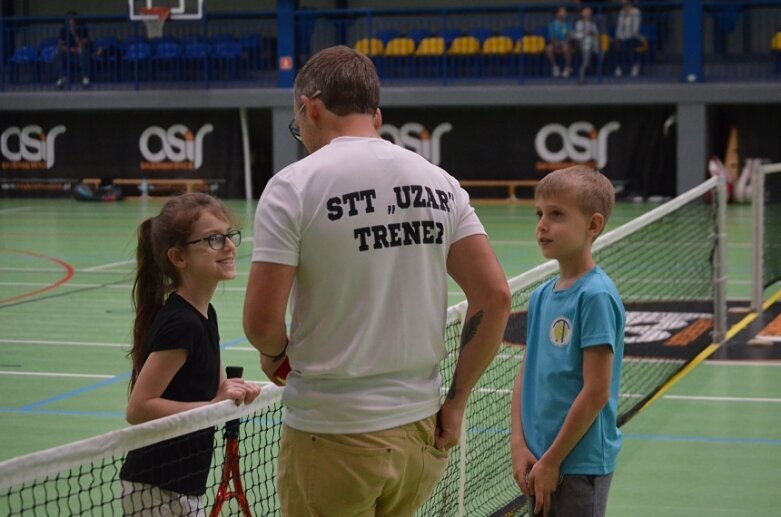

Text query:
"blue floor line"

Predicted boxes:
[[15, 336, 250, 411]]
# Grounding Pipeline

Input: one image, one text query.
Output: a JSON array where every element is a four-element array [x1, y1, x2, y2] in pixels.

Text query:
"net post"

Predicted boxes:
[[751, 164, 765, 313], [713, 173, 728, 344]]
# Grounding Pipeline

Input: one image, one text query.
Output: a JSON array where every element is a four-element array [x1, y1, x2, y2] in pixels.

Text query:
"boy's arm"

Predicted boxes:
[[527, 345, 613, 516], [510, 358, 537, 495]]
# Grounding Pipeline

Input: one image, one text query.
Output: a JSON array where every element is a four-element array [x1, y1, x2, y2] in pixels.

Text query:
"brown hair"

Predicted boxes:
[[128, 193, 235, 390], [294, 45, 380, 116], [536, 165, 615, 228]]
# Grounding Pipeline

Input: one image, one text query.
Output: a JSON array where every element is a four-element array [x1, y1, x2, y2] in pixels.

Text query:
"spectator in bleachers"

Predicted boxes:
[[545, 7, 574, 78], [574, 6, 600, 83], [613, 0, 643, 77], [55, 10, 90, 88]]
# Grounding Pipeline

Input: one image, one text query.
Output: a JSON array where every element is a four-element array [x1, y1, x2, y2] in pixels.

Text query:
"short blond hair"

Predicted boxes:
[[536, 165, 615, 225]]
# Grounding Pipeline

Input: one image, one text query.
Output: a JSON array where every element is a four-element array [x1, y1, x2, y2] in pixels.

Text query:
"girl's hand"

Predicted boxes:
[[213, 378, 261, 406]]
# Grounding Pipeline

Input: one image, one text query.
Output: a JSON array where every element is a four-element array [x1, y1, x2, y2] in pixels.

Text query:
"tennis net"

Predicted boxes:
[[0, 177, 727, 517], [752, 162, 781, 311]]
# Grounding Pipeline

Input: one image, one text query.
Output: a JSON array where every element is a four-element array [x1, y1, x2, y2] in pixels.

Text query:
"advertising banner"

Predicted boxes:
[[379, 105, 677, 198], [0, 110, 244, 197]]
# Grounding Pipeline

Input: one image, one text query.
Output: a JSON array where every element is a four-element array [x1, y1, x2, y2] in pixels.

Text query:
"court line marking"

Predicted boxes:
[[623, 433, 781, 446], [82, 259, 134, 272], [0, 249, 74, 305], [0, 371, 115, 379], [0, 339, 127, 348], [10, 337, 249, 411], [0, 207, 33, 214]]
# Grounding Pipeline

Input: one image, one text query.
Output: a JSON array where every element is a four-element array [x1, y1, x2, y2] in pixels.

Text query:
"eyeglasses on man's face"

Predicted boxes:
[[184, 230, 241, 251], [288, 90, 322, 143]]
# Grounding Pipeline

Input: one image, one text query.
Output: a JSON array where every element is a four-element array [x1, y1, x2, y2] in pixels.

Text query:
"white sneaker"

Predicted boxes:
[[630, 64, 640, 77], [562, 67, 572, 78], [55, 77, 65, 88], [552, 65, 561, 78], [82, 77, 90, 87], [614, 66, 622, 77]]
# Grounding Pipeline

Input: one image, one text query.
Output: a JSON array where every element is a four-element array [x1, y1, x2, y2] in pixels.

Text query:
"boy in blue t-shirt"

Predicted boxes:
[[511, 166, 625, 517]]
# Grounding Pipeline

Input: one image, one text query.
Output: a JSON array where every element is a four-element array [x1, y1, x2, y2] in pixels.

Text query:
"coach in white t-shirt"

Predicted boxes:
[[243, 45, 510, 516]]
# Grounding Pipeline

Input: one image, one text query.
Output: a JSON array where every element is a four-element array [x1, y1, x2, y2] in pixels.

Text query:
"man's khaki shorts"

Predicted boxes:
[[278, 414, 449, 517]]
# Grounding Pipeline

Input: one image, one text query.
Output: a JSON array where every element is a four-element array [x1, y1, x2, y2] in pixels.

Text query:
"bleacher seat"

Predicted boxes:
[[213, 41, 243, 80], [448, 35, 480, 55], [773, 32, 781, 73], [93, 36, 121, 83], [415, 36, 446, 78], [384, 37, 415, 57], [10, 46, 38, 83], [482, 35, 514, 55], [209, 33, 235, 44], [354, 37, 384, 57], [416, 36, 445, 56], [516, 35, 545, 54]]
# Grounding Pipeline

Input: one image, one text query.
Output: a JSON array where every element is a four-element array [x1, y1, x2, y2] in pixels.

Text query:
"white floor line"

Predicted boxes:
[[0, 339, 127, 348], [82, 259, 135, 272], [0, 207, 33, 214], [706, 360, 781, 367], [0, 371, 115, 379], [663, 394, 781, 404]]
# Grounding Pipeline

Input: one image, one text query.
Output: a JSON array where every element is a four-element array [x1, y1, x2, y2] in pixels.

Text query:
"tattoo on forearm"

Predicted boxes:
[[459, 310, 483, 350], [446, 311, 485, 400]]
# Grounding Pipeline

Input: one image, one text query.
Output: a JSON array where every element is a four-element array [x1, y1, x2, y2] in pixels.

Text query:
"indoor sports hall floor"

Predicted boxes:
[[0, 197, 779, 516]]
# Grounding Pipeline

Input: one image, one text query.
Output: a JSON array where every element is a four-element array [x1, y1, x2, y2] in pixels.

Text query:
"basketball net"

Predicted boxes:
[[139, 6, 170, 39]]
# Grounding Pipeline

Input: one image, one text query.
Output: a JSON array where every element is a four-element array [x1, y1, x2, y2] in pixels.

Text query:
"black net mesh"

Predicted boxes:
[[763, 169, 781, 289]]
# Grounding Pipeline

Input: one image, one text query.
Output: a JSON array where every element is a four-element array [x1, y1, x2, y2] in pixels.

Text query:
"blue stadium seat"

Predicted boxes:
[[123, 42, 152, 82], [10, 46, 38, 83], [93, 36, 121, 83], [212, 41, 243, 80], [209, 33, 235, 44]]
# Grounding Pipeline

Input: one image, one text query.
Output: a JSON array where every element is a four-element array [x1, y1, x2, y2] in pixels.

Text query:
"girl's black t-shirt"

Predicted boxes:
[[119, 293, 221, 496]]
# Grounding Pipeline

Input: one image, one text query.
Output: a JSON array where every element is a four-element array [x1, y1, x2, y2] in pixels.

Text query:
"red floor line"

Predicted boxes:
[[0, 248, 75, 305]]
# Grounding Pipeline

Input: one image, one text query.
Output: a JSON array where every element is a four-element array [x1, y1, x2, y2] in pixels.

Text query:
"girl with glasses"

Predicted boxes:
[[120, 193, 260, 514]]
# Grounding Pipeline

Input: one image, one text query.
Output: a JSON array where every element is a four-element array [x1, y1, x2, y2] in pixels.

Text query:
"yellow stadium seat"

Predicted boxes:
[[772, 32, 781, 51], [514, 35, 545, 54], [482, 35, 514, 55], [354, 37, 384, 57], [384, 37, 415, 57], [601, 34, 611, 53], [448, 35, 480, 55], [416, 36, 445, 56]]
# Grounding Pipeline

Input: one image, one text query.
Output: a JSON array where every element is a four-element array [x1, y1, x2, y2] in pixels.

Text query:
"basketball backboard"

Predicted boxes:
[[128, 0, 203, 21]]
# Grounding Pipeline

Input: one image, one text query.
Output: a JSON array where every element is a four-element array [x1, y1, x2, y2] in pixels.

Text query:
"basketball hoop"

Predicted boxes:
[[139, 6, 170, 39]]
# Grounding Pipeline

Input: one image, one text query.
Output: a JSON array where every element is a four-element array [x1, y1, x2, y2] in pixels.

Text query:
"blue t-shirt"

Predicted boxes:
[[548, 20, 572, 42], [521, 266, 625, 475]]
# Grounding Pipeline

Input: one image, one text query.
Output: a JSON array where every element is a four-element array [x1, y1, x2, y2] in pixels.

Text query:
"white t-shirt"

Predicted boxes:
[[252, 136, 485, 433]]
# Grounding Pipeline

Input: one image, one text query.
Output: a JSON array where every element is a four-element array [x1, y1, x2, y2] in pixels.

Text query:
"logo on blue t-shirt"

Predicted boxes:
[[549, 316, 572, 347]]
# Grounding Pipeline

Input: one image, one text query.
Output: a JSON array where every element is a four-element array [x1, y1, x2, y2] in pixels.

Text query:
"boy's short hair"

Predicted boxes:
[[293, 45, 380, 117], [536, 165, 615, 225]]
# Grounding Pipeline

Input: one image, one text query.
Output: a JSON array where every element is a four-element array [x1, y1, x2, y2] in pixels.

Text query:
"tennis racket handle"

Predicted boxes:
[[226, 366, 243, 379], [274, 356, 291, 385]]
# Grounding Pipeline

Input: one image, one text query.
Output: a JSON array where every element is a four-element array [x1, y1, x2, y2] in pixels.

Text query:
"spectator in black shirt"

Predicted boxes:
[[55, 11, 90, 88]]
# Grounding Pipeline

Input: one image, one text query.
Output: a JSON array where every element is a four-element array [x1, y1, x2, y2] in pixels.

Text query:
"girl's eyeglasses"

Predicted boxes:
[[184, 230, 241, 250]]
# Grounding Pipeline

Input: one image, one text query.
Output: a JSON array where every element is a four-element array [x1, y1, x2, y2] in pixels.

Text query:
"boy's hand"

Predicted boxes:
[[510, 445, 537, 495], [527, 457, 560, 517]]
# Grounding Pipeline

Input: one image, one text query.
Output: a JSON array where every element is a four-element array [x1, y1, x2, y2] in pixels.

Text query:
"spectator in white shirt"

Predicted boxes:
[[614, 0, 643, 77]]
